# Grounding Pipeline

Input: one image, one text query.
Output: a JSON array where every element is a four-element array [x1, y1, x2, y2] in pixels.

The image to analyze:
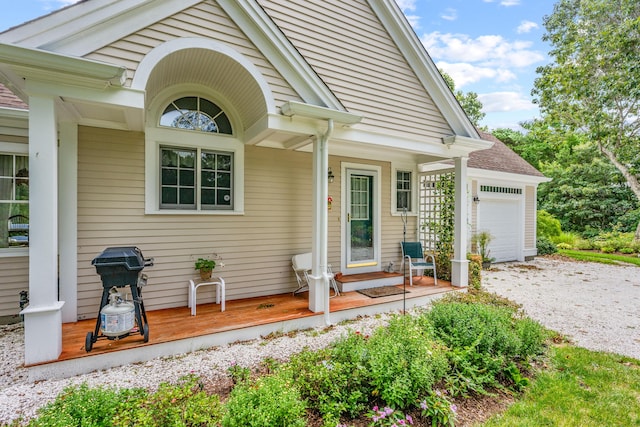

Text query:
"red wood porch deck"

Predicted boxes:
[[53, 277, 452, 367]]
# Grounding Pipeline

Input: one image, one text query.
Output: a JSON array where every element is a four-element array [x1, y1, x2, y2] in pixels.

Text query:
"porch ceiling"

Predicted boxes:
[[144, 48, 268, 134]]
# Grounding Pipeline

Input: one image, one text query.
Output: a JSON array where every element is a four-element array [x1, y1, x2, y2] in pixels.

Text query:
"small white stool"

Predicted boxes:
[[188, 278, 225, 315]]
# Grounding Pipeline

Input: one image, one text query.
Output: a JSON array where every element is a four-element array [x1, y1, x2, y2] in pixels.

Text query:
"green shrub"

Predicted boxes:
[[285, 334, 371, 424], [537, 210, 562, 238], [593, 231, 635, 252], [600, 246, 615, 254], [537, 236, 558, 255], [424, 300, 546, 395], [575, 238, 595, 250], [366, 316, 447, 409], [29, 383, 143, 427], [556, 242, 572, 250], [222, 374, 306, 427], [467, 254, 482, 292], [619, 247, 636, 254], [551, 232, 579, 246], [114, 374, 222, 427]]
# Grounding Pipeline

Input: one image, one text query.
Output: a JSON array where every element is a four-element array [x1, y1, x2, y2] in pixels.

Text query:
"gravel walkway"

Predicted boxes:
[[1, 256, 638, 425], [483, 257, 640, 360]]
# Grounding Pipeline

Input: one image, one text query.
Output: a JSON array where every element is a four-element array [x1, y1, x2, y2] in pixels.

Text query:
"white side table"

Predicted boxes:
[[188, 278, 225, 315]]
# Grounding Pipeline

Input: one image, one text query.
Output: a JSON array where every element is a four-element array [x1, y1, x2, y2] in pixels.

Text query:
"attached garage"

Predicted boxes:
[[469, 132, 550, 262]]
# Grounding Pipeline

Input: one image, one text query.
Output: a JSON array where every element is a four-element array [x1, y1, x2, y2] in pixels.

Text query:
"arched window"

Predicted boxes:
[[160, 96, 232, 135]]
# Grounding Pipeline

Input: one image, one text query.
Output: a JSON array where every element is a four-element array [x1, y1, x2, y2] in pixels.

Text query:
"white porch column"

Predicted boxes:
[[58, 122, 77, 323], [451, 157, 469, 287], [309, 121, 333, 323], [21, 95, 64, 365]]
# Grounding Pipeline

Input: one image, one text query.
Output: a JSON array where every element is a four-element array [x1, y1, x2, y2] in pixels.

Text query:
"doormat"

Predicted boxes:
[[357, 286, 408, 298]]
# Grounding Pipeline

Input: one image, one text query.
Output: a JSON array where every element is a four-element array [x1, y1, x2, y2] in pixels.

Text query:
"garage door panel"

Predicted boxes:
[[479, 199, 520, 262]]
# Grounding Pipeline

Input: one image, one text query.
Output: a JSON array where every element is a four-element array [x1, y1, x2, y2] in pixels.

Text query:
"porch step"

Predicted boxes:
[[335, 271, 404, 293]]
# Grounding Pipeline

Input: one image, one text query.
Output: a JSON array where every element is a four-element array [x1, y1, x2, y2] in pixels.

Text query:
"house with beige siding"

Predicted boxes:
[[0, 0, 494, 367]]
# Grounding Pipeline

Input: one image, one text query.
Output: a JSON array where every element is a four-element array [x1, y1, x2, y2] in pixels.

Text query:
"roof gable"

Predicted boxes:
[[0, 83, 27, 109]]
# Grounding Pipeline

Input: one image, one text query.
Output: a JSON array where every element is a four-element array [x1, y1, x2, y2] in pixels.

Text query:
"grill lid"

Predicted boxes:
[[91, 246, 148, 271]]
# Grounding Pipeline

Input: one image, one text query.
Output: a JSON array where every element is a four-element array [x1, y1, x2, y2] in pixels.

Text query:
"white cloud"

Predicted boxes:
[[394, 0, 416, 11], [501, 0, 521, 6], [437, 61, 516, 88], [441, 8, 457, 21], [421, 31, 545, 69], [478, 91, 536, 113], [517, 20, 539, 33]]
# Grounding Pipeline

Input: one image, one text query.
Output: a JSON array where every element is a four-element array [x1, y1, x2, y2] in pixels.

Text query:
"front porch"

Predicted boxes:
[[27, 276, 453, 381]]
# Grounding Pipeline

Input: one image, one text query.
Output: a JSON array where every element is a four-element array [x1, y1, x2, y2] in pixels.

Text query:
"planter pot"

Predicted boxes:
[[482, 261, 492, 270], [199, 269, 212, 280]]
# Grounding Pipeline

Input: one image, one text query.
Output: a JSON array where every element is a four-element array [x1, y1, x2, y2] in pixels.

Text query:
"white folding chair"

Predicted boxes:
[[291, 252, 340, 297]]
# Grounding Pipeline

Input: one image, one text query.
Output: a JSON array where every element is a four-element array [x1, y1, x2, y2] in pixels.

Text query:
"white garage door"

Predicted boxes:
[[478, 199, 520, 262]]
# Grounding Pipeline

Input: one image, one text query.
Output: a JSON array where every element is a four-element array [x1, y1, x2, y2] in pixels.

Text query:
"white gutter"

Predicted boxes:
[[0, 43, 127, 87]]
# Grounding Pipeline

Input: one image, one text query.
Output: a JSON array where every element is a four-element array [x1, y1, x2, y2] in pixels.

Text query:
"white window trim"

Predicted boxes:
[[391, 163, 418, 216], [0, 141, 29, 256], [145, 127, 244, 215]]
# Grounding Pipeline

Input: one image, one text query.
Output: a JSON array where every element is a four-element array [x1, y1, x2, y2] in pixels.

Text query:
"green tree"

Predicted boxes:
[[440, 70, 486, 127], [532, 0, 640, 240]]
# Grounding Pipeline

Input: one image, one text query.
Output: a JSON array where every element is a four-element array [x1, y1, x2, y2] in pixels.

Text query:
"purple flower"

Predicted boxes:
[[385, 407, 394, 416], [420, 400, 428, 410], [406, 414, 414, 424], [450, 403, 458, 413]]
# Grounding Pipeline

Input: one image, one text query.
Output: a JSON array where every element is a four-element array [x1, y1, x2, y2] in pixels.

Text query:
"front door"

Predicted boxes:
[[344, 167, 380, 273]]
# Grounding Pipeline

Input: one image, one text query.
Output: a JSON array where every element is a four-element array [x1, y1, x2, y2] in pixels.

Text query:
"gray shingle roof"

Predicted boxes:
[[470, 130, 544, 177]]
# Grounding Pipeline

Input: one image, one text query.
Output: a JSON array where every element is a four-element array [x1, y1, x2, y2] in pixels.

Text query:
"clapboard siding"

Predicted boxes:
[[85, 1, 301, 105], [258, 0, 453, 139], [0, 256, 28, 317], [76, 126, 407, 319]]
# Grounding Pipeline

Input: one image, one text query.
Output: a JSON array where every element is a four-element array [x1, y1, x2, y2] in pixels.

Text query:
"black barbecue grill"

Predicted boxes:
[[85, 246, 154, 352]]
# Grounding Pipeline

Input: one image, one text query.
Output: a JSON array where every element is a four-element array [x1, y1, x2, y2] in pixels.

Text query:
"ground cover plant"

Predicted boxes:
[[6, 290, 555, 427], [558, 249, 640, 267]]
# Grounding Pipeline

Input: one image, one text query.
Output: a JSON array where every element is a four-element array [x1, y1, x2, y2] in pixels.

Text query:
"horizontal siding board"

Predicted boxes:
[[0, 256, 28, 317], [259, 0, 452, 137]]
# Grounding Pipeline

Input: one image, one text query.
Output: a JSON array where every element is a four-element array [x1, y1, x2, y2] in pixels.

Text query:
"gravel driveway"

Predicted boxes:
[[1, 256, 638, 424], [483, 256, 640, 360]]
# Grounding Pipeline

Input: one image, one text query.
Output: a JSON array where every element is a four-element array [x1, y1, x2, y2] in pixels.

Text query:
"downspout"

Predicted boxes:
[[312, 119, 334, 325]]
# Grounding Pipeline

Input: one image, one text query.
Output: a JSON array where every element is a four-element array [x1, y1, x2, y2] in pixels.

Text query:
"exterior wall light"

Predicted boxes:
[[328, 167, 335, 183]]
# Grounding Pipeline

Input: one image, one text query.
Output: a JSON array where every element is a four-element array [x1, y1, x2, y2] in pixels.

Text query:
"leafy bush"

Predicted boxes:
[[285, 334, 371, 424], [366, 316, 447, 409], [575, 238, 595, 250], [419, 389, 457, 427], [424, 300, 546, 395], [222, 374, 306, 427], [114, 374, 222, 427], [29, 383, 142, 427], [467, 254, 482, 292], [619, 247, 636, 254], [537, 236, 558, 255], [600, 246, 615, 254], [556, 242, 572, 250], [537, 210, 562, 238], [551, 232, 579, 246]]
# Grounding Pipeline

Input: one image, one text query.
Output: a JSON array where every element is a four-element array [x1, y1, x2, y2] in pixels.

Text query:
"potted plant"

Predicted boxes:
[[195, 257, 216, 280], [472, 231, 494, 269]]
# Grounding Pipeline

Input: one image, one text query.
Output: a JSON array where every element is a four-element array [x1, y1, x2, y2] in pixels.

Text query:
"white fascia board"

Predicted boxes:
[[470, 167, 551, 185], [25, 80, 144, 110], [0, 43, 126, 87], [368, 0, 479, 139], [218, 0, 345, 110]]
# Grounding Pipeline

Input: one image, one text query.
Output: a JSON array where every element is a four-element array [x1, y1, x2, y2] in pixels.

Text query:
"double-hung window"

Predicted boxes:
[[0, 152, 29, 248], [396, 170, 412, 211], [160, 147, 233, 210], [146, 94, 243, 214]]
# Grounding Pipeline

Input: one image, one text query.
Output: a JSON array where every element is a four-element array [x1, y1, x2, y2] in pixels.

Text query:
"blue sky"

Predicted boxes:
[[1, 0, 556, 131]]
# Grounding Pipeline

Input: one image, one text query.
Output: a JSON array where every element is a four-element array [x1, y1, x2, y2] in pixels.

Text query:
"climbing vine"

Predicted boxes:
[[419, 172, 455, 281]]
